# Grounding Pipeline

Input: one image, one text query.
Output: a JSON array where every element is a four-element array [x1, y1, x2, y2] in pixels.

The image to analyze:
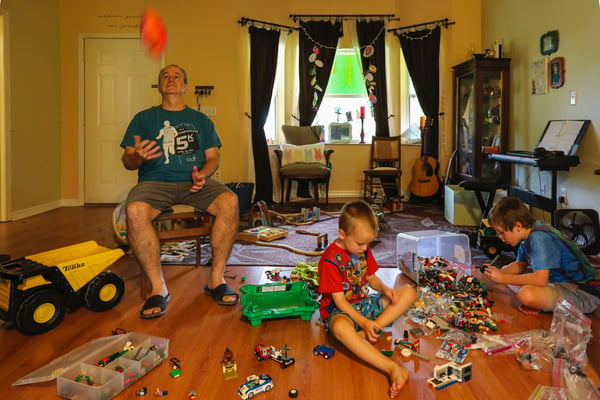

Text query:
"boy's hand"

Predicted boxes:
[[484, 266, 505, 283], [361, 319, 382, 343]]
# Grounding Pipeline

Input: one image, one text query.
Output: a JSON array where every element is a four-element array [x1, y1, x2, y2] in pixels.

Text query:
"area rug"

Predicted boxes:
[[164, 202, 506, 268]]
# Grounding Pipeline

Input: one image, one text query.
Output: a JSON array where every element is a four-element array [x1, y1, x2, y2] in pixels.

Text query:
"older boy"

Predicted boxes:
[[485, 197, 600, 314]]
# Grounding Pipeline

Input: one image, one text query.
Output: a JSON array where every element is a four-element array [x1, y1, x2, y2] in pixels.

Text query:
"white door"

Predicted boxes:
[[84, 37, 161, 203]]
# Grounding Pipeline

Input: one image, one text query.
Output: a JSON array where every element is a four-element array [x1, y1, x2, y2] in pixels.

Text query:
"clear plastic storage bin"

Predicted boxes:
[[13, 332, 168, 400], [397, 230, 471, 283]]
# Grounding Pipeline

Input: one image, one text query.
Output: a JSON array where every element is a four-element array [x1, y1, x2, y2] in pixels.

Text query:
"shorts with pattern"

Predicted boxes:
[[324, 293, 384, 333]]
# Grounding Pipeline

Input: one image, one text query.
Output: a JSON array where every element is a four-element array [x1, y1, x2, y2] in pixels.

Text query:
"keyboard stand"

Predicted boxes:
[[489, 153, 580, 225]]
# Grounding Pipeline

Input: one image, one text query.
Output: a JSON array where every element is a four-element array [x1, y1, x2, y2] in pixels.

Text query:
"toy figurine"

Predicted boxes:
[[222, 347, 239, 380]]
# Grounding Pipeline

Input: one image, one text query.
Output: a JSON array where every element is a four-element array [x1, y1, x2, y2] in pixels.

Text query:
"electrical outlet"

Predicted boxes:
[[559, 187, 568, 205], [214, 170, 221, 181], [560, 187, 567, 198], [200, 106, 217, 116]]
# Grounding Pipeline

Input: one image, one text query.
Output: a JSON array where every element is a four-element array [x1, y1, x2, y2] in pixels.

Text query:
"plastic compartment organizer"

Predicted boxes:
[[13, 332, 168, 400], [397, 230, 472, 283]]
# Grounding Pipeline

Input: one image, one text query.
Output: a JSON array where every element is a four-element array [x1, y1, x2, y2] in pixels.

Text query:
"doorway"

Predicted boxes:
[[82, 35, 161, 204]]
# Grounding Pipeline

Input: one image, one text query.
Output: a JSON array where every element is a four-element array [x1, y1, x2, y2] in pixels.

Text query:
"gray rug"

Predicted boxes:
[[162, 203, 510, 268]]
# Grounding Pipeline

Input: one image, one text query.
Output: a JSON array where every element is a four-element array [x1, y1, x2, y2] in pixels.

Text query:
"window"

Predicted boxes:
[[402, 69, 424, 144], [264, 93, 277, 144], [313, 49, 375, 143], [408, 76, 424, 130]]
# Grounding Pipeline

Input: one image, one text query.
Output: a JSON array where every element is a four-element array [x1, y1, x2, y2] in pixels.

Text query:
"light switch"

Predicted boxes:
[[570, 91, 577, 105]]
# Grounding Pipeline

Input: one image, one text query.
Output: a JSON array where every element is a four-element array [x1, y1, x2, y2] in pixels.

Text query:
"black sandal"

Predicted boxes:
[[204, 283, 239, 305], [140, 293, 170, 319]]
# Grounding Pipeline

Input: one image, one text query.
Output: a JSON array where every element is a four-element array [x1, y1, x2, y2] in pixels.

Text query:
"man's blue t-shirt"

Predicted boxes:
[[517, 221, 595, 283], [120, 106, 221, 183]]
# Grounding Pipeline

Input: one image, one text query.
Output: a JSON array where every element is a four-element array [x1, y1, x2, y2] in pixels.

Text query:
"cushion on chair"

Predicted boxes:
[[280, 163, 330, 177], [281, 125, 323, 145], [369, 167, 398, 172], [280, 143, 327, 166]]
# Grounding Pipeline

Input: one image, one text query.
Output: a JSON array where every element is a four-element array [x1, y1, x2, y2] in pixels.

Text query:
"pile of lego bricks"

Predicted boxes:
[[416, 256, 498, 333]]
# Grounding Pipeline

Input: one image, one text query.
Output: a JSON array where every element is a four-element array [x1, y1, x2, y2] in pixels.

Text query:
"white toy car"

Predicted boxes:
[[238, 374, 273, 399]]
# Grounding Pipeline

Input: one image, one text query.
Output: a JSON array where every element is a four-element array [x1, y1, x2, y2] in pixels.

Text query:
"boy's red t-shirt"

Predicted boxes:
[[318, 241, 379, 320]]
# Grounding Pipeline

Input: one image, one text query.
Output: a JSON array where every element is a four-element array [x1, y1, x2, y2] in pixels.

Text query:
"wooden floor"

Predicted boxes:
[[1, 205, 600, 400]]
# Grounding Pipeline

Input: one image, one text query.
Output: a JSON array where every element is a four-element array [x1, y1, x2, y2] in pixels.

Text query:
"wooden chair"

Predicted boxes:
[[363, 136, 402, 200], [274, 125, 334, 204], [140, 205, 213, 298]]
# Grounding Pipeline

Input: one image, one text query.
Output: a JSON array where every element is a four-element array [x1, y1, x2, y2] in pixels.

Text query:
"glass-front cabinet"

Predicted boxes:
[[452, 58, 510, 181]]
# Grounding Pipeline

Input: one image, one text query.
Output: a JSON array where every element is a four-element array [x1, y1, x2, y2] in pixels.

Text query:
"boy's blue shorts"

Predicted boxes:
[[324, 293, 384, 333]]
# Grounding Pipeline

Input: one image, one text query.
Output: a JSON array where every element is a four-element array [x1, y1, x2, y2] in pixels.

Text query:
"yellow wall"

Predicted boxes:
[[4, 0, 482, 217], [4, 0, 61, 212], [482, 0, 600, 214]]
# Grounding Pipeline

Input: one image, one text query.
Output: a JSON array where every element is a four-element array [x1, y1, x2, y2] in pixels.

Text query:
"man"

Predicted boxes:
[[121, 64, 239, 319]]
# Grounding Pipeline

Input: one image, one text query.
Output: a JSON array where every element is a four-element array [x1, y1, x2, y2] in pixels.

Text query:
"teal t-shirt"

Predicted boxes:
[[120, 106, 222, 183]]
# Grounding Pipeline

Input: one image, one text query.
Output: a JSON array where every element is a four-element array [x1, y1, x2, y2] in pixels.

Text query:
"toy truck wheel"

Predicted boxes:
[[484, 244, 499, 259], [16, 289, 66, 335], [84, 271, 124, 312]]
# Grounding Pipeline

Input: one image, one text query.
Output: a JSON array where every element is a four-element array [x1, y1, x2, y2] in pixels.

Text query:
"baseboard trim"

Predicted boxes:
[[10, 198, 82, 221]]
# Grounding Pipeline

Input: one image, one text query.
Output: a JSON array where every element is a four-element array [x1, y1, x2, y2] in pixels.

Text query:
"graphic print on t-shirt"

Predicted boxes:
[[342, 253, 370, 301], [156, 120, 200, 164]]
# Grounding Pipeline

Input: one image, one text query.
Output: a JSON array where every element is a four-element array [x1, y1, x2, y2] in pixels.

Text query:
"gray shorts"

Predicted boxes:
[[548, 282, 600, 314], [508, 282, 600, 313], [126, 179, 232, 213]]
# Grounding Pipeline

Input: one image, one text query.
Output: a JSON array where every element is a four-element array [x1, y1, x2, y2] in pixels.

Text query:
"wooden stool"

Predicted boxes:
[[140, 204, 213, 299]]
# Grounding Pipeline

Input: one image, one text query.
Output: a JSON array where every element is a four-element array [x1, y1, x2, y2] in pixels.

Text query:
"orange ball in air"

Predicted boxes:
[[140, 8, 167, 59]]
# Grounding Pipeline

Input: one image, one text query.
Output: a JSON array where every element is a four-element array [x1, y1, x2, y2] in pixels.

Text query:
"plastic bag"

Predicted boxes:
[[549, 299, 591, 365], [528, 384, 567, 400], [550, 299, 599, 400]]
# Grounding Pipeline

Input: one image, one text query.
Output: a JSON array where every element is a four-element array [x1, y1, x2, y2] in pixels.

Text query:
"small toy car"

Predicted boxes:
[[238, 374, 273, 399], [313, 343, 335, 359]]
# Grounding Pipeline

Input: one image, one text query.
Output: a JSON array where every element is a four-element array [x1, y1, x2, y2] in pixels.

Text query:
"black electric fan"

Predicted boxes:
[[553, 209, 600, 255]]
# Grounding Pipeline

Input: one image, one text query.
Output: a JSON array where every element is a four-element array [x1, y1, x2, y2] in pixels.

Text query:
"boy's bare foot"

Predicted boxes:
[[388, 364, 409, 398], [519, 305, 540, 315]]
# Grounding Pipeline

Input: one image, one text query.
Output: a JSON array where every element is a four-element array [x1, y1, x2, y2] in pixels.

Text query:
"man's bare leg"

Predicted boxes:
[[126, 201, 168, 316], [206, 191, 239, 303]]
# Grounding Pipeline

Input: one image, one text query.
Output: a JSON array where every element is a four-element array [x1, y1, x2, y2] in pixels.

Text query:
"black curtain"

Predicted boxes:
[[298, 20, 343, 126], [249, 26, 280, 204], [357, 20, 390, 138], [395, 26, 441, 158]]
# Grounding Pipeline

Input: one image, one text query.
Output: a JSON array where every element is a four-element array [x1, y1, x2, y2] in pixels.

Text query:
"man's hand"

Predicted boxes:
[[133, 135, 163, 161], [190, 166, 206, 192]]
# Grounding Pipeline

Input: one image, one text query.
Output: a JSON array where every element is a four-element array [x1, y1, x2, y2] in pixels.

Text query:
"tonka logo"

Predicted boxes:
[[62, 263, 85, 272]]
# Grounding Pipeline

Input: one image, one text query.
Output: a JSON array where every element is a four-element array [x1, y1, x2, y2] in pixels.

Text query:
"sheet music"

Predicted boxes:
[[537, 120, 586, 154]]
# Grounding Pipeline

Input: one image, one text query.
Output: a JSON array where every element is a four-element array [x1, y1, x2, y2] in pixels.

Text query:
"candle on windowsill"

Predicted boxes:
[[360, 106, 365, 119], [420, 116, 426, 130]]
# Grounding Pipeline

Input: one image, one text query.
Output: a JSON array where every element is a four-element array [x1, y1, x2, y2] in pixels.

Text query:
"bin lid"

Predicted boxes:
[[12, 334, 125, 386]]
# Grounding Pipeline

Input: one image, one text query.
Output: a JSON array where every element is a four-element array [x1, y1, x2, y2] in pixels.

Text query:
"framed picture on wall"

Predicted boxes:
[[531, 58, 549, 95], [550, 57, 565, 89]]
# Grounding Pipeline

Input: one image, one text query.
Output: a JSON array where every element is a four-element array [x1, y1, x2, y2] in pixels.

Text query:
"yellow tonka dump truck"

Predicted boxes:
[[0, 241, 125, 335]]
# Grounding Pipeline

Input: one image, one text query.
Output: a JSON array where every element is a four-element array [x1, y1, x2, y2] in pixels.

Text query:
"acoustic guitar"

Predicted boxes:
[[409, 117, 441, 199]]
